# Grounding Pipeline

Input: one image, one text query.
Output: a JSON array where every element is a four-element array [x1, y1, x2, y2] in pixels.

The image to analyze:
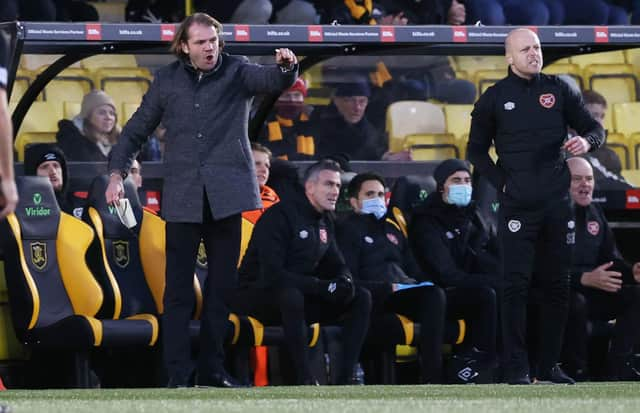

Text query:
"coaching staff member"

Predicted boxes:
[[467, 28, 604, 385], [105, 12, 298, 387], [237, 160, 372, 385]]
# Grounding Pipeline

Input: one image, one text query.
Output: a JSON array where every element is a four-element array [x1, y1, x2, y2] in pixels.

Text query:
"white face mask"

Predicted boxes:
[[361, 197, 387, 219]]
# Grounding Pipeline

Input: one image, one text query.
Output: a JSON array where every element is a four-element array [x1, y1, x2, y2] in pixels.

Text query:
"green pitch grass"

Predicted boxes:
[[1, 383, 639, 413]]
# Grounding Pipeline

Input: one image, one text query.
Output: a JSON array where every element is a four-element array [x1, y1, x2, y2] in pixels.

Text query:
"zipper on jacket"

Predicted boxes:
[[197, 71, 203, 82]]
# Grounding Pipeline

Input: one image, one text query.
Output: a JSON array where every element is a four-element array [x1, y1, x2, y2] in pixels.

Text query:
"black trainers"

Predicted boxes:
[[535, 364, 575, 385], [507, 373, 531, 385], [607, 355, 640, 381]]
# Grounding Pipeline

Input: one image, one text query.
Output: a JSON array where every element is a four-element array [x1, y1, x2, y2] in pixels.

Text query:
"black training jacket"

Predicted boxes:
[[409, 192, 501, 290], [238, 193, 350, 293], [468, 68, 605, 207], [336, 212, 424, 301], [571, 202, 636, 289]]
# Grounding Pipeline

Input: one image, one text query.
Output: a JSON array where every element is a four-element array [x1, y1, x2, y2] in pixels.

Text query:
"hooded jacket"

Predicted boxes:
[[409, 191, 501, 290]]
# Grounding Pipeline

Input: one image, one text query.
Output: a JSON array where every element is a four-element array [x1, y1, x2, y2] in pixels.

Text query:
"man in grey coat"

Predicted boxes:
[[105, 12, 298, 387]]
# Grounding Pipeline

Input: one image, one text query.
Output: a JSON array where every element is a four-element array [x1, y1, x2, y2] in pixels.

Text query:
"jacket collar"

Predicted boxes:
[[507, 66, 541, 86], [181, 53, 224, 78]]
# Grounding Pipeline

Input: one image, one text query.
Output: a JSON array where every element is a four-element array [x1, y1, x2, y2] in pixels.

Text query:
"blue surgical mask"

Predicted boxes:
[[446, 184, 472, 207], [361, 197, 387, 219]]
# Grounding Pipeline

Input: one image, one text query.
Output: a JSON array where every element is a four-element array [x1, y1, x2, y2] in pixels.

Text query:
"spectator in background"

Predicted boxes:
[[195, 0, 317, 24], [308, 80, 409, 161], [56, 90, 120, 162], [23, 143, 84, 218], [577, 90, 631, 189], [243, 143, 280, 225], [258, 78, 315, 160], [126, 0, 185, 22], [563, 157, 640, 381], [550, 0, 629, 25], [1, 0, 98, 22], [129, 158, 143, 189], [465, 0, 552, 25]]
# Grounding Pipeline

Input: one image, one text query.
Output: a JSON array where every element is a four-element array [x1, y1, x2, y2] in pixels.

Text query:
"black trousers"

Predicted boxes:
[[369, 285, 497, 383], [163, 202, 241, 382], [563, 286, 640, 374], [499, 197, 573, 377], [234, 285, 372, 384]]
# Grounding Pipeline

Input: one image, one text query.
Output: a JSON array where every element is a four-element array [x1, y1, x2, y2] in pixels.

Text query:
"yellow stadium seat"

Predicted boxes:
[[9, 70, 33, 104], [443, 104, 474, 139], [583, 64, 638, 105], [571, 51, 626, 69], [404, 133, 459, 160], [122, 102, 140, 125], [612, 102, 640, 136], [95, 68, 152, 119], [81, 54, 138, 71], [14, 132, 57, 161], [386, 101, 445, 152], [625, 48, 640, 69], [628, 132, 640, 168], [606, 132, 631, 169], [40, 68, 94, 103], [16, 101, 63, 135], [20, 54, 64, 71], [544, 62, 584, 90], [453, 56, 505, 78], [63, 101, 81, 120], [621, 169, 640, 187], [474, 69, 506, 94]]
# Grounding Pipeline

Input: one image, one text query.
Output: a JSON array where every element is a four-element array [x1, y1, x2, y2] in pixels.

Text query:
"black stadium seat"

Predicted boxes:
[[0, 176, 158, 387]]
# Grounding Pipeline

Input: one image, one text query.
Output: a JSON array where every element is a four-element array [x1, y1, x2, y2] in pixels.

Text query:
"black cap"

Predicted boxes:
[[23, 143, 69, 193], [334, 79, 371, 97], [433, 158, 470, 190]]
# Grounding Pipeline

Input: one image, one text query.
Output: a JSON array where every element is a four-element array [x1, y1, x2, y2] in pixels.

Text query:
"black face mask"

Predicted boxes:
[[275, 102, 304, 120]]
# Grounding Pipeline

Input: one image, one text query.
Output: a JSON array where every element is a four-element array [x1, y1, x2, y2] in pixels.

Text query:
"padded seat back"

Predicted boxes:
[[83, 175, 157, 319], [388, 174, 437, 233], [2, 177, 102, 334]]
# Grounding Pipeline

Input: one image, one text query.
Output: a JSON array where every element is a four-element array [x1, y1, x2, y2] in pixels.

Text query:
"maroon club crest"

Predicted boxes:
[[386, 233, 399, 245], [319, 228, 328, 243], [587, 221, 600, 236], [539, 93, 556, 108]]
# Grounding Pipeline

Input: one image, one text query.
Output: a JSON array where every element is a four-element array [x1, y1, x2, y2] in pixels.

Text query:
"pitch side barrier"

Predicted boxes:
[[2, 21, 640, 242]]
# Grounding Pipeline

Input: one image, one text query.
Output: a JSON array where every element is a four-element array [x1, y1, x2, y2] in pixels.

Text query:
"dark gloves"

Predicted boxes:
[[319, 274, 355, 304]]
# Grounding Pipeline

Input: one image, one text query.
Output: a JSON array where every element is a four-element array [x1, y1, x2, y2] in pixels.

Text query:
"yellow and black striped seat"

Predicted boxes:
[[0, 177, 158, 387]]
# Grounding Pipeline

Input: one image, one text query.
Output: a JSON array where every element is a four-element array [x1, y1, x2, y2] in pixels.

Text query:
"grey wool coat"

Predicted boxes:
[[109, 53, 298, 222]]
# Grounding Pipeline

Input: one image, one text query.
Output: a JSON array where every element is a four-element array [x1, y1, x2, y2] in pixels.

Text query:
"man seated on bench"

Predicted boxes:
[[235, 160, 372, 385], [562, 157, 640, 381], [409, 159, 499, 377], [336, 171, 448, 383]]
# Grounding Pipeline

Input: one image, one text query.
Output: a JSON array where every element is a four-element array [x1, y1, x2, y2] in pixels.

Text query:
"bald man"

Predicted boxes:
[[0, 32, 17, 220], [467, 28, 605, 384], [563, 157, 640, 381]]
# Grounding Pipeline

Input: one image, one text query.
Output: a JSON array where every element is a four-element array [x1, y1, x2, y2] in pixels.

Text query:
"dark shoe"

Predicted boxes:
[[536, 365, 575, 385], [507, 373, 531, 385], [167, 375, 190, 388], [197, 372, 247, 388], [607, 355, 640, 381]]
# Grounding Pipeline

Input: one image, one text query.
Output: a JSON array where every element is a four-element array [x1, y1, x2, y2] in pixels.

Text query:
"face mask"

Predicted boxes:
[[275, 102, 304, 120], [361, 197, 387, 219], [446, 184, 472, 207]]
